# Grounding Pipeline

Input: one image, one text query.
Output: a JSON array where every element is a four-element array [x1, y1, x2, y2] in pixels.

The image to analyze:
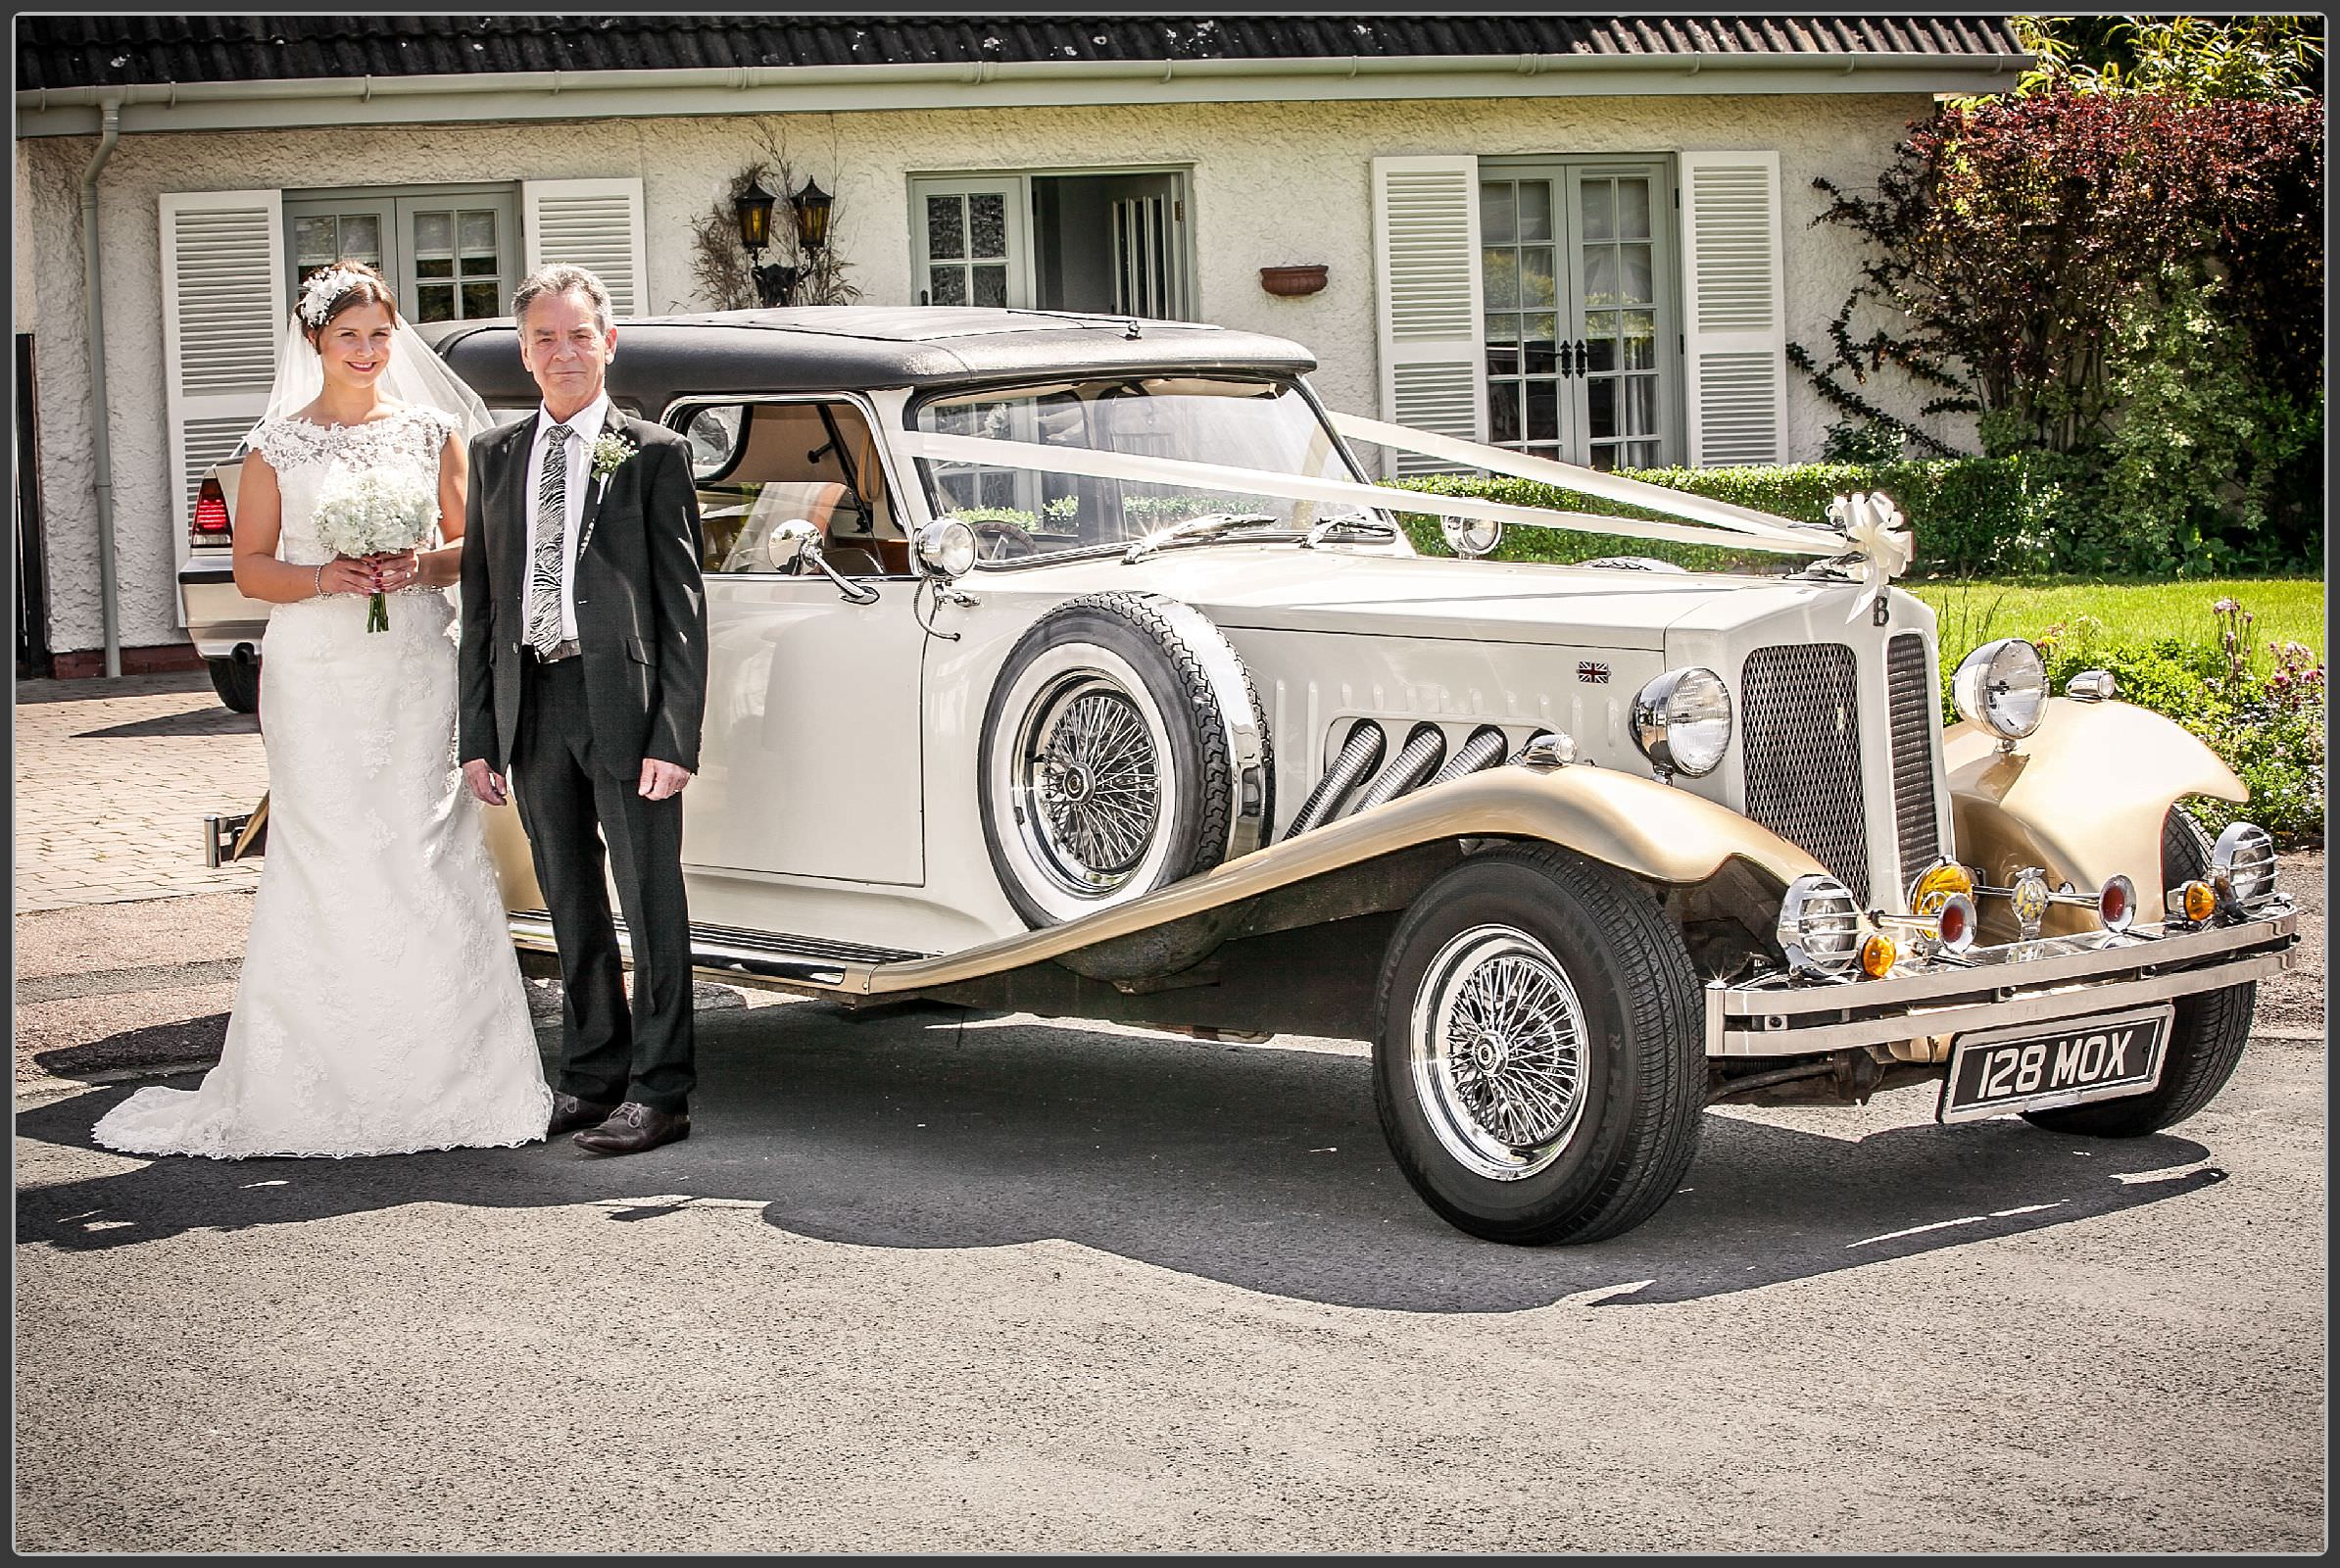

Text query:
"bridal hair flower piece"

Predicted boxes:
[[298, 267, 372, 328], [589, 431, 637, 481]]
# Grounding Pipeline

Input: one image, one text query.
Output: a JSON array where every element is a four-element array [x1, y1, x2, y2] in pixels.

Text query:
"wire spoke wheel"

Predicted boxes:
[[1015, 672, 1163, 897], [1409, 924, 1590, 1180]]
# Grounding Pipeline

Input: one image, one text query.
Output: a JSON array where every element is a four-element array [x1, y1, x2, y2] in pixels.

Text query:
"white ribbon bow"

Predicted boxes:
[[1826, 490, 1915, 622]]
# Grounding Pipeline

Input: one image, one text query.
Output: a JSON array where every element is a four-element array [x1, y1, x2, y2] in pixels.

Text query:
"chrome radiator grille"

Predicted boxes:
[[1886, 633, 1943, 881], [1740, 644, 1871, 902]]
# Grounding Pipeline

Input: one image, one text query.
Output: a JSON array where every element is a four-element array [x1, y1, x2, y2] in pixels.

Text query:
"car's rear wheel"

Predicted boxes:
[[979, 592, 1270, 928], [2021, 805, 2257, 1137], [1373, 846, 1704, 1245], [207, 651, 261, 714]]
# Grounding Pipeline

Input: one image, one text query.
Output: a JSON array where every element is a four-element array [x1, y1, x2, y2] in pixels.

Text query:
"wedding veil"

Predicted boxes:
[[260, 308, 494, 440]]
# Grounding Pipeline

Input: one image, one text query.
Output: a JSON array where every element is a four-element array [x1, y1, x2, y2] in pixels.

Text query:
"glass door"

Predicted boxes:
[[284, 186, 517, 323], [911, 176, 1033, 309], [1480, 161, 1679, 470]]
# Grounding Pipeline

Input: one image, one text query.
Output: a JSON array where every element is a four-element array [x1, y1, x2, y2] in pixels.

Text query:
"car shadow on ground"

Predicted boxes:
[[72, 707, 259, 740], [16, 1001, 2224, 1313]]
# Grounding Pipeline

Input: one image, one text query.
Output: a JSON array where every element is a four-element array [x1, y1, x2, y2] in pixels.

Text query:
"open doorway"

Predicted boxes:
[[910, 169, 1193, 319]]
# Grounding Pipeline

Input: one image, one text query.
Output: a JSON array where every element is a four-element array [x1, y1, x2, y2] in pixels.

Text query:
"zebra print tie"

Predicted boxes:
[[525, 421, 574, 657]]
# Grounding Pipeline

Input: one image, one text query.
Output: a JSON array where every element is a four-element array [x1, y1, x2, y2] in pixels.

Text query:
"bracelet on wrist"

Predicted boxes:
[[315, 564, 327, 599]]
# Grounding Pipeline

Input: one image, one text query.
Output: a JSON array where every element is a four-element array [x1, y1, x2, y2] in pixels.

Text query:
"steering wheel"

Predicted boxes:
[[970, 519, 1039, 562]]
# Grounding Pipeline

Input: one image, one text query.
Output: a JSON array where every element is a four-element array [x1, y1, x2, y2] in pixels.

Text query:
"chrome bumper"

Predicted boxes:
[[1707, 903, 2298, 1058]]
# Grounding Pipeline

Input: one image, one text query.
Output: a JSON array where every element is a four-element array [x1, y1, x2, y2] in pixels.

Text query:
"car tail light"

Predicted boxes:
[[191, 474, 232, 546]]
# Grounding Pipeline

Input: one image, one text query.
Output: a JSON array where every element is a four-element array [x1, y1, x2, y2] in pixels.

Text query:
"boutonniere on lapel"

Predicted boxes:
[[589, 431, 637, 485]]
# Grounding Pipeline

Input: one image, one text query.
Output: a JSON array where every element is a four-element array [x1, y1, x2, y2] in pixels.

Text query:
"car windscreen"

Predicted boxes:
[[907, 376, 1387, 562]]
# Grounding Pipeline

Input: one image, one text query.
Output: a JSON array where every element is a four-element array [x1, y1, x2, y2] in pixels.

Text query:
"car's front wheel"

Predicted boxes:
[[1374, 846, 1704, 1245], [206, 652, 260, 714]]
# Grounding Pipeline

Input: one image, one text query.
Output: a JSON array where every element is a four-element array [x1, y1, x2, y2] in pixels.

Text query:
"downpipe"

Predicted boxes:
[[79, 97, 122, 676]]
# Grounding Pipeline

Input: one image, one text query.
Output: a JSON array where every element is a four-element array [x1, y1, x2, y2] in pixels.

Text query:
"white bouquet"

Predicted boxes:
[[313, 466, 438, 633]]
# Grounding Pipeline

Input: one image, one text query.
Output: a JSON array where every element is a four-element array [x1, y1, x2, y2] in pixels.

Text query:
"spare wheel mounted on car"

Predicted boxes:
[[980, 591, 1272, 929]]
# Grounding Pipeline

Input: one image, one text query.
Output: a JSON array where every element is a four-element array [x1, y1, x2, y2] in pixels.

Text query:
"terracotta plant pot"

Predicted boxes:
[[1258, 264, 1329, 297]]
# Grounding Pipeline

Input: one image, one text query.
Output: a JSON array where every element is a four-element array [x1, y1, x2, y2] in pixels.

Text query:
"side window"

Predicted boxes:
[[683, 401, 902, 576]]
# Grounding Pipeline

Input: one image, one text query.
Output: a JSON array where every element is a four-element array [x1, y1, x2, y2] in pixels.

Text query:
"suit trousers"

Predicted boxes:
[[512, 654, 696, 1113]]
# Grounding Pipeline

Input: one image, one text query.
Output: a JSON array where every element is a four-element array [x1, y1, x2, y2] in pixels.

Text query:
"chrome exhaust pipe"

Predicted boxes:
[[1427, 724, 1509, 786], [1282, 719, 1387, 840], [1344, 722, 1447, 817]]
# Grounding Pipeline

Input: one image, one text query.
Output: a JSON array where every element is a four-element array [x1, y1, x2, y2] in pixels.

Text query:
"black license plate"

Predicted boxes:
[[1938, 1004, 2173, 1124]]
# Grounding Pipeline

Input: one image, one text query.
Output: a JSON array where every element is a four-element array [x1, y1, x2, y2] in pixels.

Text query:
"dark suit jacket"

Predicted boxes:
[[458, 409, 708, 776]]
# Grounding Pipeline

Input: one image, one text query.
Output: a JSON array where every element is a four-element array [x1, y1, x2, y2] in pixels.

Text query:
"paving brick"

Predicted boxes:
[[14, 671, 270, 910]]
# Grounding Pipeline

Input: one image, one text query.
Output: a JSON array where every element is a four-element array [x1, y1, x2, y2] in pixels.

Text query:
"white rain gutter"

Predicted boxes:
[[16, 50, 2031, 135], [79, 97, 122, 676]]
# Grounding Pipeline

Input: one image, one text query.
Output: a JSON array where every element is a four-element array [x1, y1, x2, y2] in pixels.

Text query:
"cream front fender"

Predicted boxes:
[[854, 764, 1827, 996], [1945, 697, 2244, 928]]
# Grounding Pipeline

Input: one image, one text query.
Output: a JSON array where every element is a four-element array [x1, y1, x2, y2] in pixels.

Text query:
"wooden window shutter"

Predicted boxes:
[[520, 177, 649, 318], [1680, 151, 1786, 466], [159, 188, 285, 594], [1370, 155, 1487, 478]]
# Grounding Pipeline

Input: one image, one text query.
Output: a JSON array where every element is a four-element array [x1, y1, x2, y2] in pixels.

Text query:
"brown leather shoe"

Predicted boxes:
[[572, 1101, 690, 1155], [547, 1092, 619, 1138]]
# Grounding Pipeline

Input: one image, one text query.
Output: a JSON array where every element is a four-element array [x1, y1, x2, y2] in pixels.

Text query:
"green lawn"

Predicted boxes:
[[1910, 576, 2326, 663]]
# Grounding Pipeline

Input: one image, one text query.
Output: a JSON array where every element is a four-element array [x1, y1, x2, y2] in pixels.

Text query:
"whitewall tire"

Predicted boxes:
[[979, 592, 1271, 928]]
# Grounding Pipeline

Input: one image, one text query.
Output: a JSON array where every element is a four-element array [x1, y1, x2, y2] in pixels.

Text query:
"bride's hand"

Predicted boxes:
[[363, 549, 422, 592], [317, 556, 376, 596]]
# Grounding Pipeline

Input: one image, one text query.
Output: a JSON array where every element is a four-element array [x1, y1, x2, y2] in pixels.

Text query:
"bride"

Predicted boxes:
[[94, 260, 553, 1157]]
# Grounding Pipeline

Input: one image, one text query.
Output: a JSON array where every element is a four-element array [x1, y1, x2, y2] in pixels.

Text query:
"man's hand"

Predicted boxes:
[[462, 759, 508, 807], [639, 759, 692, 802]]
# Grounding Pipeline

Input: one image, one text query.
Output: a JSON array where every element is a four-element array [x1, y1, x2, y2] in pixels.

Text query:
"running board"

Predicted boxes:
[[507, 908, 925, 990]]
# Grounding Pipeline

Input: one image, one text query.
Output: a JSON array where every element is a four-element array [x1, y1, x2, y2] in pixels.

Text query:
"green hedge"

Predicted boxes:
[[1386, 458, 2071, 576]]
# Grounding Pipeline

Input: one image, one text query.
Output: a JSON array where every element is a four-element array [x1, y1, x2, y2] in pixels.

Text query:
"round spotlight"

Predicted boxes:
[[2211, 820, 2277, 906], [1776, 874, 1862, 976], [1951, 638, 2049, 742], [2179, 880, 2218, 924], [1631, 666, 1732, 779], [1440, 516, 1504, 559], [2098, 873, 2136, 933], [915, 517, 977, 579]]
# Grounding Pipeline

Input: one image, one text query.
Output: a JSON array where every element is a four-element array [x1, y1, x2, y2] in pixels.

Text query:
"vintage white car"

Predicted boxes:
[[220, 307, 2300, 1245]]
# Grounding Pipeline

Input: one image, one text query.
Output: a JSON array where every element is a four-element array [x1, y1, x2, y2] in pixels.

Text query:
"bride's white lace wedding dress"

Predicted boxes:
[[93, 406, 552, 1157]]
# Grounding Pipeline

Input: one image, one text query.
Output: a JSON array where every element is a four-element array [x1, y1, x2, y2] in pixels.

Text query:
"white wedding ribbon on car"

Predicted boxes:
[[892, 429, 1839, 558], [895, 413, 1921, 596]]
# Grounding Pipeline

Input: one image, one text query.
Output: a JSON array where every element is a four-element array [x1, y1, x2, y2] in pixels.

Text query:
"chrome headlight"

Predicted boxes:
[[1631, 666, 1731, 779], [1440, 516, 1504, 559], [2212, 820, 2277, 907], [915, 517, 977, 579], [1776, 874, 1862, 976], [1951, 638, 2048, 741]]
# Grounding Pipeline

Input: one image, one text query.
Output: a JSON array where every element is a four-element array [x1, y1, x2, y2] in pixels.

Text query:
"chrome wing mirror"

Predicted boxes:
[[765, 517, 877, 606]]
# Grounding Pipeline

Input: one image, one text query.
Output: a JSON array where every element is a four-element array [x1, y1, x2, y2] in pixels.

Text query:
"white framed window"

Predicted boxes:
[[909, 167, 1196, 319]]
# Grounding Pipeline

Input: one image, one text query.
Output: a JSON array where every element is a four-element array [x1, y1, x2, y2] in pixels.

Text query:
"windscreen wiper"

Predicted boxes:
[[1121, 513, 1281, 564]]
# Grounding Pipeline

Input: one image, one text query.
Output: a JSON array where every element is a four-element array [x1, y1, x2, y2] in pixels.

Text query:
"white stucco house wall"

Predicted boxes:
[[11, 15, 2025, 672]]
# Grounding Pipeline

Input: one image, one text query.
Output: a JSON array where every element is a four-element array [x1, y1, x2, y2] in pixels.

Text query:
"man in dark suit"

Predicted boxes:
[[459, 263, 708, 1156]]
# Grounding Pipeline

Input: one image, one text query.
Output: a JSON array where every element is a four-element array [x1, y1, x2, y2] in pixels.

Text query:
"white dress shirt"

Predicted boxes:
[[525, 391, 612, 644]]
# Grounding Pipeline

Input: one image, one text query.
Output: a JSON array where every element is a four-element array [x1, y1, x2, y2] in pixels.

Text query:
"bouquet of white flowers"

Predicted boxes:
[[313, 466, 439, 632]]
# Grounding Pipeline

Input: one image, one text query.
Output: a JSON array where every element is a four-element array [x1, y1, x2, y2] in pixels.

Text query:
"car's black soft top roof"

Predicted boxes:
[[416, 307, 1319, 411]]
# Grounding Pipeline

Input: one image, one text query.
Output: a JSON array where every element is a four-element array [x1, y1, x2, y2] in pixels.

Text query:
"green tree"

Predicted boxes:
[[2009, 15, 2324, 102]]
